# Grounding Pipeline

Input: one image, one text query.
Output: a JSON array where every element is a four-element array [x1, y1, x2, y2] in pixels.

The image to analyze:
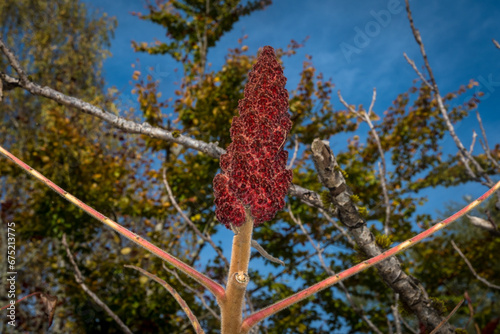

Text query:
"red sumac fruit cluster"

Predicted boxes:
[[213, 46, 293, 229]]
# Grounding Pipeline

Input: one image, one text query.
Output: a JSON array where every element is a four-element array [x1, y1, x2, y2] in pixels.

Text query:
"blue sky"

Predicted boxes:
[[81, 0, 500, 320], [82, 0, 500, 222]]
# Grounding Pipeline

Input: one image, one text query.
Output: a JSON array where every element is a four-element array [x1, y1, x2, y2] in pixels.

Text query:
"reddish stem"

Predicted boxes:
[[240, 181, 500, 333], [1, 292, 42, 310], [0, 145, 226, 301]]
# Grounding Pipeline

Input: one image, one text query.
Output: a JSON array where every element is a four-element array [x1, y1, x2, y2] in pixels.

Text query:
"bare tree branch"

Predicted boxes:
[[162, 168, 230, 269], [318, 207, 355, 246], [310, 138, 454, 333], [251, 239, 285, 266], [403, 53, 432, 88], [469, 131, 477, 155], [400, 315, 419, 334], [162, 263, 221, 321], [387, 317, 394, 334], [0, 38, 29, 83], [404, 0, 494, 188], [391, 293, 402, 334], [338, 89, 392, 235], [429, 299, 464, 334], [493, 39, 500, 49], [475, 110, 500, 170], [287, 135, 299, 169], [125, 265, 205, 334], [61, 234, 133, 334], [466, 214, 500, 236], [451, 240, 500, 290]]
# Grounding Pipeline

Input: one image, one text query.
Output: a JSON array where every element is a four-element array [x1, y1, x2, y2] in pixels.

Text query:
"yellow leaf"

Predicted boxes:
[[121, 247, 132, 255], [139, 276, 148, 284]]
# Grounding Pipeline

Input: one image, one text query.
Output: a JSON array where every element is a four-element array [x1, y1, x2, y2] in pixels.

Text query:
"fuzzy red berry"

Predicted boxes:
[[213, 46, 293, 229]]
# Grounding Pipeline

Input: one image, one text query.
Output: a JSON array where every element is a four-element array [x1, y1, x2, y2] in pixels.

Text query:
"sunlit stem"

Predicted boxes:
[[240, 181, 500, 333], [0, 145, 226, 301], [220, 209, 254, 334]]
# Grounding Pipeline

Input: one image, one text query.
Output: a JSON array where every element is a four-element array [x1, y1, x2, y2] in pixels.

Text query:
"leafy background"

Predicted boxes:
[[0, 0, 499, 333]]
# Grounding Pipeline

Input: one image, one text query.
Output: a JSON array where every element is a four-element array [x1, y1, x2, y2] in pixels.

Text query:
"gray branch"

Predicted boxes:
[[451, 240, 500, 290], [310, 138, 454, 333], [61, 234, 133, 334], [251, 239, 285, 267], [162, 169, 230, 269], [404, 0, 495, 188], [466, 214, 500, 236]]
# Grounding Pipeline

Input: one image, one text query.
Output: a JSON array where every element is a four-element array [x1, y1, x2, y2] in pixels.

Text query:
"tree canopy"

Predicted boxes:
[[1, 0, 499, 333]]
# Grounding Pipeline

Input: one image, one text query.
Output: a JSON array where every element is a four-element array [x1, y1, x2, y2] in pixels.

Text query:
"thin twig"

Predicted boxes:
[[0, 38, 29, 83], [162, 263, 221, 321], [403, 53, 432, 88], [463, 291, 475, 330], [61, 234, 133, 334], [404, 0, 494, 187], [400, 316, 419, 334], [391, 293, 402, 334], [0, 292, 41, 311], [387, 317, 394, 334], [493, 39, 500, 49], [476, 110, 500, 169], [468, 131, 477, 155], [338, 89, 392, 235], [162, 168, 230, 269], [429, 299, 464, 334], [318, 207, 355, 246], [251, 239, 285, 266], [451, 240, 500, 290], [378, 162, 391, 235], [287, 135, 299, 169], [126, 265, 205, 334]]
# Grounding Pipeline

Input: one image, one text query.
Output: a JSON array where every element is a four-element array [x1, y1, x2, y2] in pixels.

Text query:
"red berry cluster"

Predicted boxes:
[[213, 46, 293, 229]]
